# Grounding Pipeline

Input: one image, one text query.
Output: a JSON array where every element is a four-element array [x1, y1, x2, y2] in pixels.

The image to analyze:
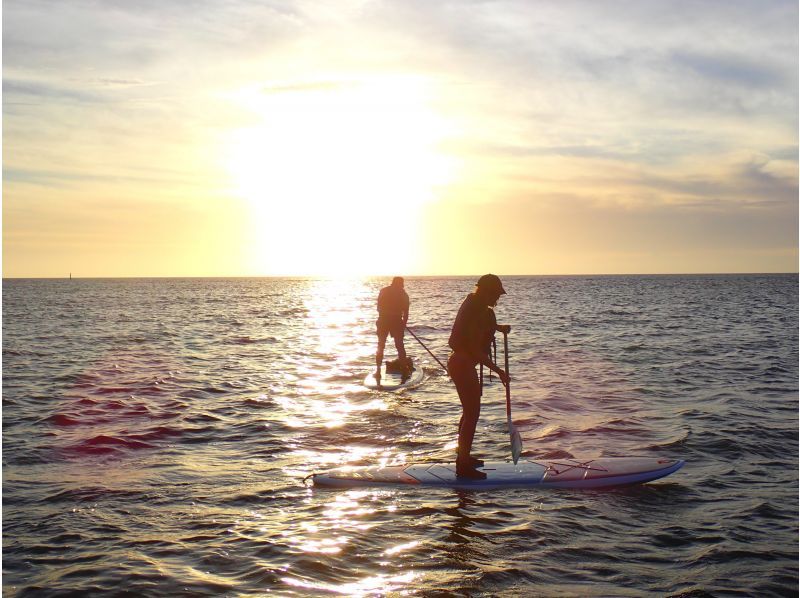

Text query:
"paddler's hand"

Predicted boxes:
[[495, 368, 510, 386], [497, 324, 511, 334]]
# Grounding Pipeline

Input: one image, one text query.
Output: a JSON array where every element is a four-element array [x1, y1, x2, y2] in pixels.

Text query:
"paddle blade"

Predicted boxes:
[[510, 426, 523, 464]]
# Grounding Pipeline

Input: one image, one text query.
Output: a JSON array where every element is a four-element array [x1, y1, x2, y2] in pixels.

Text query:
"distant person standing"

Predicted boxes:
[[448, 274, 510, 479], [375, 277, 410, 382]]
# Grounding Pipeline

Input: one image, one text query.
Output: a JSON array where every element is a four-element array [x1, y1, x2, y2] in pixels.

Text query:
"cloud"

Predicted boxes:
[[671, 50, 785, 88], [3, 78, 109, 105], [357, 1, 797, 122], [3, 164, 211, 190], [86, 78, 156, 88], [3, 0, 304, 70], [262, 80, 357, 94]]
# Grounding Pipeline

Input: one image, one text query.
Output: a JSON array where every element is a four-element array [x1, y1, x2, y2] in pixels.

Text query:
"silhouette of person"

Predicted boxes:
[[375, 277, 410, 382], [448, 274, 510, 479]]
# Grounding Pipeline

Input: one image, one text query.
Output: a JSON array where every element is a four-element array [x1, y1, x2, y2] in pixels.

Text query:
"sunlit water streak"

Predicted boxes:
[[3, 275, 797, 597]]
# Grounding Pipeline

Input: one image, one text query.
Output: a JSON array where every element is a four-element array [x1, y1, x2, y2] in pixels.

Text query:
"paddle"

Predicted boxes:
[[405, 325, 449, 375], [503, 331, 523, 464]]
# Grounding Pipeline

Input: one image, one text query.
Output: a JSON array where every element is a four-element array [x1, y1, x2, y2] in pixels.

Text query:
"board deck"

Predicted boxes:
[[364, 364, 424, 391], [311, 457, 684, 489]]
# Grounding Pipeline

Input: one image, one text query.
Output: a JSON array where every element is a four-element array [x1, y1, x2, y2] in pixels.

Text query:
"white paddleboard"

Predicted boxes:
[[311, 457, 684, 489], [364, 364, 424, 391]]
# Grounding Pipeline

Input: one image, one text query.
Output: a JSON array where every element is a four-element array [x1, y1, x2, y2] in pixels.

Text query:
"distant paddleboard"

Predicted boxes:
[[311, 457, 684, 489], [363, 363, 424, 391]]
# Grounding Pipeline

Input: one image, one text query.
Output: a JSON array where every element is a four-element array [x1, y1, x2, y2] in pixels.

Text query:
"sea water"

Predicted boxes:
[[3, 275, 797, 596]]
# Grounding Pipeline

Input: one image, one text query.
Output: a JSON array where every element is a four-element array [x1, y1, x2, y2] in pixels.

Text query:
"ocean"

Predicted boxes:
[[2, 275, 798, 597]]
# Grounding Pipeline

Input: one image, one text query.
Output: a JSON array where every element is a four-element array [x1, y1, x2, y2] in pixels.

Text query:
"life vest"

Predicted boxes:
[[448, 293, 496, 356]]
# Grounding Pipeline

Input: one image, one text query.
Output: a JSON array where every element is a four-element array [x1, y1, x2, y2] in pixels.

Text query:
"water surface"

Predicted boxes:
[[3, 275, 798, 596]]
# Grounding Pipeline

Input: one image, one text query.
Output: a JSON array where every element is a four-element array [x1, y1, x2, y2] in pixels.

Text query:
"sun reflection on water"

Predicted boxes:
[[302, 278, 374, 358], [283, 571, 420, 596], [279, 489, 420, 595], [264, 279, 425, 595], [383, 540, 421, 556], [272, 393, 388, 431], [263, 278, 391, 434], [321, 490, 377, 521]]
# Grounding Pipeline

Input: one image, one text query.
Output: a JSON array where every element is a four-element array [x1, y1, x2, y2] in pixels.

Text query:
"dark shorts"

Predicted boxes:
[[377, 316, 404, 340]]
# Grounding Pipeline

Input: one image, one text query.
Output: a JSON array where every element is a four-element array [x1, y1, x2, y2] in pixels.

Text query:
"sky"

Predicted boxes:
[[3, 0, 798, 277]]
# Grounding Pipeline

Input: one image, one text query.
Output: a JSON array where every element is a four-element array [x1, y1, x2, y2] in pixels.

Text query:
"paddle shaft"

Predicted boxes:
[[503, 331, 511, 419], [405, 326, 449, 375]]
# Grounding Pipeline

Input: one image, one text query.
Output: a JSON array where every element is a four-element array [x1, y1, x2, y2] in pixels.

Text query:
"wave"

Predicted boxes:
[[41, 414, 82, 426], [226, 336, 279, 345], [41, 486, 142, 504], [71, 434, 156, 453]]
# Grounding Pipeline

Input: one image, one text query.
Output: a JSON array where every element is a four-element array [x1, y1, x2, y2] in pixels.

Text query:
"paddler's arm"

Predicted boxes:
[[476, 324, 510, 383], [377, 287, 385, 313], [481, 353, 509, 386], [491, 325, 511, 383], [466, 344, 508, 386]]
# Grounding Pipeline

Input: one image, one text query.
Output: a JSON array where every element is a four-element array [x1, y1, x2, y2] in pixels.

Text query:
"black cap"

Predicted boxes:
[[477, 274, 506, 295]]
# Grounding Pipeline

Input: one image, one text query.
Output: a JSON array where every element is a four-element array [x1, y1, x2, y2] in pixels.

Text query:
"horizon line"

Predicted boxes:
[[3, 272, 798, 280]]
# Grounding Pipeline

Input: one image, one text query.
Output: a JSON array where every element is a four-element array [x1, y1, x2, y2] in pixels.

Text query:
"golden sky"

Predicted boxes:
[[3, 0, 798, 277]]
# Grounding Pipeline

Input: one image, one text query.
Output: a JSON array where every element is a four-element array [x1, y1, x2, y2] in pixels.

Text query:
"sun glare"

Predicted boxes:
[[223, 75, 456, 276]]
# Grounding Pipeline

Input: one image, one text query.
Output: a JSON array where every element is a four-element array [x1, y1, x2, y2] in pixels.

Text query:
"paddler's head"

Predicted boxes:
[[391, 276, 404, 288], [475, 273, 506, 306]]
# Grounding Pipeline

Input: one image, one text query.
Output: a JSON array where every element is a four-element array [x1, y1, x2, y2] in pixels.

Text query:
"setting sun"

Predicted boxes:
[[223, 75, 457, 276]]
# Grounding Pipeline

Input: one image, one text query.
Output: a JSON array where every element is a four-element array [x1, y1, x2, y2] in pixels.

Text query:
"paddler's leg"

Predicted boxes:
[[448, 353, 486, 479], [392, 321, 409, 372], [456, 385, 481, 465], [393, 321, 407, 362], [376, 320, 389, 379]]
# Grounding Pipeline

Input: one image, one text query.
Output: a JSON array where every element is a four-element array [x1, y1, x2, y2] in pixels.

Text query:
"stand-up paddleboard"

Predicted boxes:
[[364, 364, 424, 391], [310, 457, 684, 489]]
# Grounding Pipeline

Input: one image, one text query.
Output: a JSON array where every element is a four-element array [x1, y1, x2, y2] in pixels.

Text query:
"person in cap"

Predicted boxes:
[[448, 274, 511, 479], [375, 277, 411, 382]]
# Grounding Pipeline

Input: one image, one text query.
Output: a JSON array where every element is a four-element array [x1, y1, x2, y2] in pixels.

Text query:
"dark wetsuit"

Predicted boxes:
[[376, 285, 409, 363], [447, 293, 497, 461]]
